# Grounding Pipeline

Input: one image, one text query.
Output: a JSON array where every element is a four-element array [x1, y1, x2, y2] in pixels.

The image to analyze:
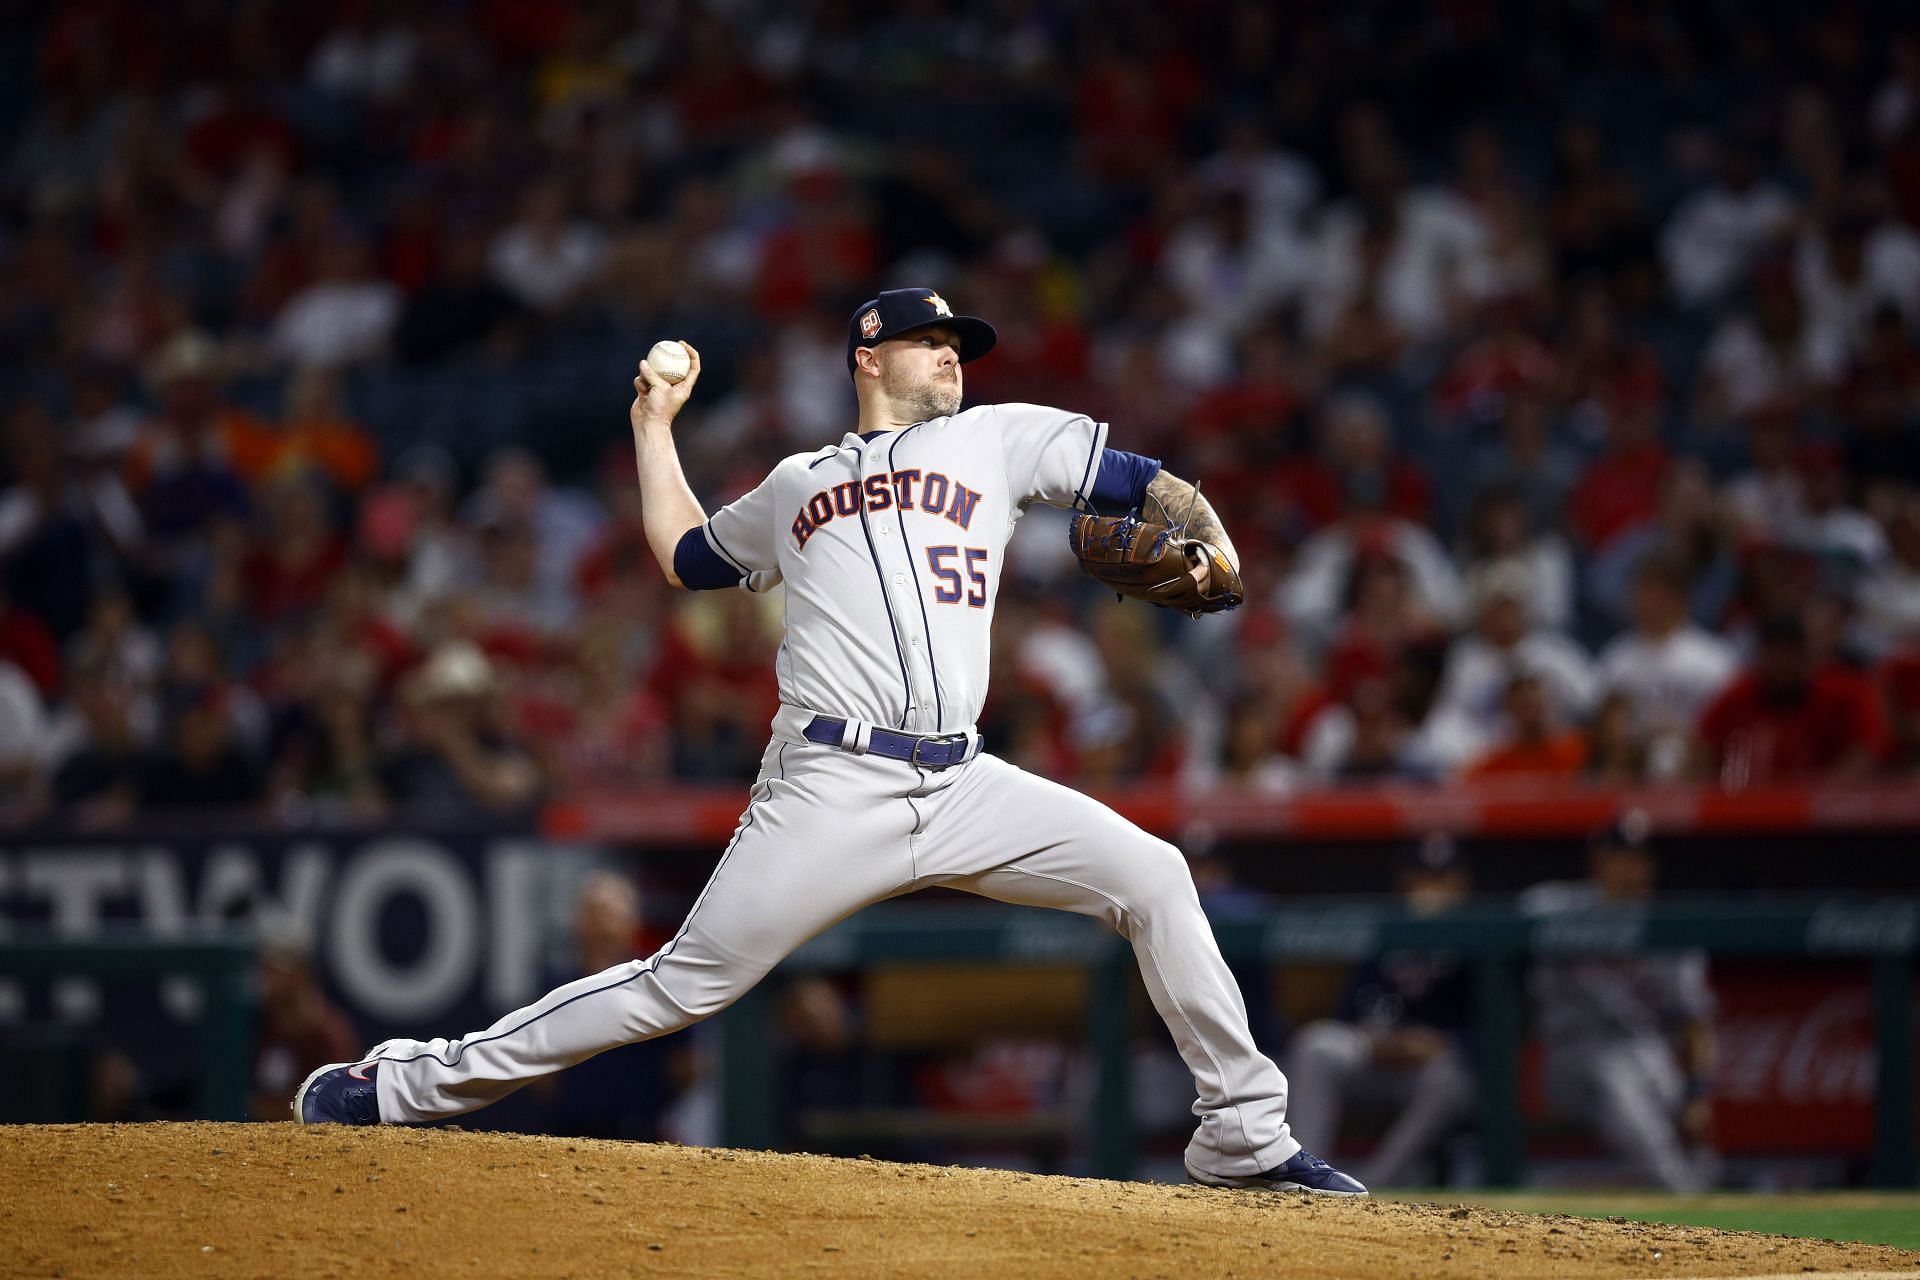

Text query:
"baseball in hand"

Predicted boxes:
[[647, 340, 691, 383]]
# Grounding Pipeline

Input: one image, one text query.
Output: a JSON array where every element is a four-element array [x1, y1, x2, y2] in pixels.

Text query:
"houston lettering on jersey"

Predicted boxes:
[[791, 470, 982, 549]]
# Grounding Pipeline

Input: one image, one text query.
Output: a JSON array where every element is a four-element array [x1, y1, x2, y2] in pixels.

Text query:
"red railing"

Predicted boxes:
[[542, 779, 1920, 844]]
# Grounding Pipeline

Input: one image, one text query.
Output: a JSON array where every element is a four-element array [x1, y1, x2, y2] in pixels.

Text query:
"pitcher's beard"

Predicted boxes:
[[887, 369, 962, 421]]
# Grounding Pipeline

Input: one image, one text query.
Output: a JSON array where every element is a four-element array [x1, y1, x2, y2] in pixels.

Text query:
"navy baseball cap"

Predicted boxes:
[[846, 288, 997, 373]]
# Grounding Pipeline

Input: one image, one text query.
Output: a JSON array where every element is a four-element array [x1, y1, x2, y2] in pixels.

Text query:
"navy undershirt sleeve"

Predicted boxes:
[[674, 525, 744, 590], [1088, 448, 1163, 512]]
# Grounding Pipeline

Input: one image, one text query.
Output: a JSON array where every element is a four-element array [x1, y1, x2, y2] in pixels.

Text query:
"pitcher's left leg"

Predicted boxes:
[[918, 754, 1300, 1179]]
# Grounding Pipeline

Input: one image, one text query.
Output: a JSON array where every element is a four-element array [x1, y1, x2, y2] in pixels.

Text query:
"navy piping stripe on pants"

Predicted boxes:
[[375, 770, 779, 1070]]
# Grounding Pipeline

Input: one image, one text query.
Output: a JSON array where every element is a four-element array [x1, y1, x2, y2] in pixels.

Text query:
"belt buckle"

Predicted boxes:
[[910, 733, 967, 769]]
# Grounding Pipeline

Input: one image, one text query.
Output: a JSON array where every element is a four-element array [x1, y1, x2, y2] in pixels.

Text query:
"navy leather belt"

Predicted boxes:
[[802, 715, 974, 770]]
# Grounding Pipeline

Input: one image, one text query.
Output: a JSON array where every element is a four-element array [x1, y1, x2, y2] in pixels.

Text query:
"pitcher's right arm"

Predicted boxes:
[[629, 342, 707, 589]]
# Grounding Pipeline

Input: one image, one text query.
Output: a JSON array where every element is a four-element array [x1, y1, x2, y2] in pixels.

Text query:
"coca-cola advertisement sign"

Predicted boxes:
[[1712, 966, 1889, 1154]]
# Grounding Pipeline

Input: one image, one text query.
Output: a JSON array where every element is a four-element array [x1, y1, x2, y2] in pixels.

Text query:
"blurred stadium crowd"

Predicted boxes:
[[5, 0, 1920, 825]]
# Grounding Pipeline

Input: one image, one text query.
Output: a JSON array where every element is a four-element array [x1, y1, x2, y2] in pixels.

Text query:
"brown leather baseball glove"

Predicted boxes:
[[1067, 511, 1245, 616]]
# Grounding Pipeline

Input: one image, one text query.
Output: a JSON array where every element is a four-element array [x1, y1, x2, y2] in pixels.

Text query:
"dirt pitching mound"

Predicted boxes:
[[3, 1123, 1916, 1280]]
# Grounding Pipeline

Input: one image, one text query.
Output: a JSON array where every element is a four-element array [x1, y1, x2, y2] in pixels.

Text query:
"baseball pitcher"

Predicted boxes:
[[296, 288, 1365, 1196]]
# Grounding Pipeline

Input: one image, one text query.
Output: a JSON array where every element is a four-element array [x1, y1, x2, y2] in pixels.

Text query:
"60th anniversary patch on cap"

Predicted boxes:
[[846, 288, 997, 372]]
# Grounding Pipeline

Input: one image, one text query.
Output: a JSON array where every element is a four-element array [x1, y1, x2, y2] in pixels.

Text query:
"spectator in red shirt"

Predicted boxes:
[[1568, 401, 1670, 552], [1321, 393, 1432, 526], [513, 617, 669, 791], [665, 14, 768, 148], [0, 586, 62, 697], [643, 592, 781, 780], [1074, 34, 1203, 185], [1185, 329, 1326, 535], [1880, 647, 1920, 770], [1695, 614, 1892, 786], [1554, 282, 1666, 420], [240, 475, 347, 626], [1323, 553, 1445, 704], [1432, 298, 1557, 427], [960, 260, 1093, 408], [184, 78, 296, 184], [753, 169, 879, 318], [1467, 672, 1590, 778]]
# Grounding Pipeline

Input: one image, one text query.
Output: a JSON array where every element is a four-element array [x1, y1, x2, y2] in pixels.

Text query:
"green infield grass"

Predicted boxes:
[[1386, 1191, 1920, 1251]]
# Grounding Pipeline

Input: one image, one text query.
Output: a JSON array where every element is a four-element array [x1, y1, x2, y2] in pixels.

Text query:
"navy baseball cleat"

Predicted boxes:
[[1185, 1149, 1369, 1197], [292, 1060, 383, 1125]]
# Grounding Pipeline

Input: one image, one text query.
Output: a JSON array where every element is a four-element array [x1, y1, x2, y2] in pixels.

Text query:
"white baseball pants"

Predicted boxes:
[[367, 736, 1299, 1177], [1544, 1036, 1709, 1192]]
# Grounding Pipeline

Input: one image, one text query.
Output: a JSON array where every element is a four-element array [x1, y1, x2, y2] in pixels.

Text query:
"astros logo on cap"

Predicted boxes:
[[845, 287, 997, 373]]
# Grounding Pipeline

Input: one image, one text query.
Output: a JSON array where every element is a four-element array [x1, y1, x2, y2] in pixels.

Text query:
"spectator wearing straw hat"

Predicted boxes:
[[380, 640, 542, 819]]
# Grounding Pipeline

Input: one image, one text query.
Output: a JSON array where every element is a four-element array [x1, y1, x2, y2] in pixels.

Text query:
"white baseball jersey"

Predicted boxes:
[[694, 402, 1107, 734], [1598, 626, 1738, 778], [349, 401, 1304, 1182]]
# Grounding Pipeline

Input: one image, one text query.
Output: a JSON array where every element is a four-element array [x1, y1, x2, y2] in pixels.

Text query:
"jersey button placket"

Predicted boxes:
[[889, 550, 930, 725]]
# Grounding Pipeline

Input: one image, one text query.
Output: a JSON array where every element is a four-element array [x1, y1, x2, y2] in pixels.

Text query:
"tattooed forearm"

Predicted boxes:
[[1145, 469, 1239, 570]]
